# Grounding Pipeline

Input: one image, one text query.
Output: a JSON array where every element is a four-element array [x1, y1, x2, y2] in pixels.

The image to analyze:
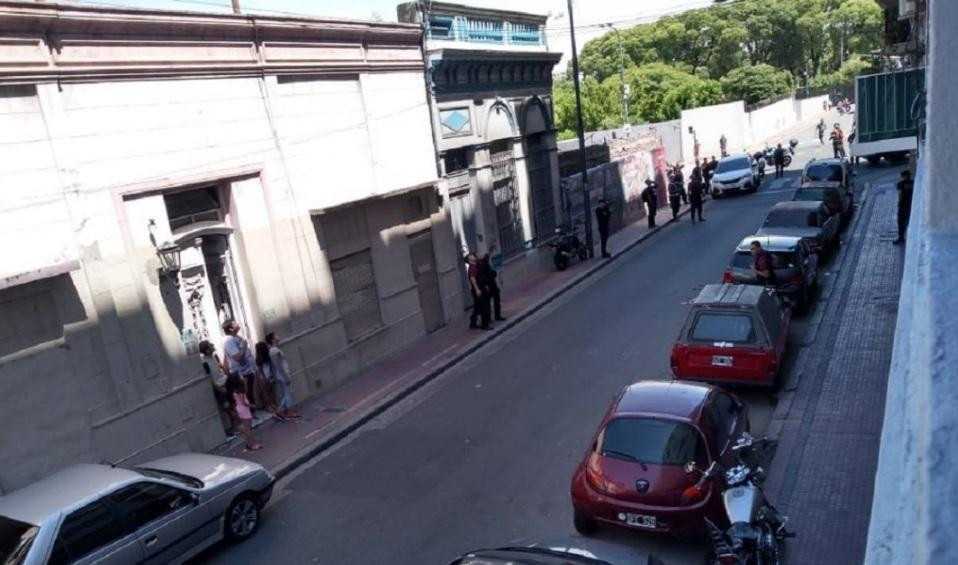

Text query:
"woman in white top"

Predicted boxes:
[[266, 332, 299, 420]]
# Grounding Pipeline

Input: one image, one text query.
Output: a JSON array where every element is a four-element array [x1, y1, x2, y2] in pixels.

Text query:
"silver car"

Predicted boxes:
[[756, 201, 841, 255], [0, 454, 274, 564], [711, 154, 761, 197]]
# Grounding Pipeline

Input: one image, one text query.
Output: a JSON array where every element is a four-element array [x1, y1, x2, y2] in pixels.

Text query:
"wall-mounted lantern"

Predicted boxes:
[[148, 219, 182, 285]]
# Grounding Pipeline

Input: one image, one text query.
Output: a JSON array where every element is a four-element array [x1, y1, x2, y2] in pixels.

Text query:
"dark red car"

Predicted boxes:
[[570, 381, 749, 537], [671, 283, 790, 387]]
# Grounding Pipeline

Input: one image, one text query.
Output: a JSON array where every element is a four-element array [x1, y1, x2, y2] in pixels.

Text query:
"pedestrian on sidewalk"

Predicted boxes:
[[673, 163, 687, 204], [478, 241, 505, 321], [222, 320, 259, 412], [641, 178, 658, 229], [595, 198, 612, 258], [266, 333, 300, 420], [689, 172, 706, 223], [893, 170, 914, 245], [719, 134, 728, 157], [830, 123, 846, 159], [466, 252, 492, 330], [226, 373, 261, 451], [750, 240, 777, 287], [199, 340, 238, 437], [254, 341, 282, 420], [667, 175, 683, 221], [773, 143, 786, 178], [816, 119, 826, 145]]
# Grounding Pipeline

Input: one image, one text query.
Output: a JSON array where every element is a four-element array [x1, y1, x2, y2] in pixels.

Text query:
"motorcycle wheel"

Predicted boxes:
[[577, 246, 588, 261], [554, 253, 569, 271], [783, 155, 792, 167]]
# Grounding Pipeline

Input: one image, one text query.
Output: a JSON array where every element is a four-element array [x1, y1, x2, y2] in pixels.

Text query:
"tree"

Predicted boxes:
[[720, 64, 795, 104], [623, 64, 722, 123], [553, 77, 619, 140]]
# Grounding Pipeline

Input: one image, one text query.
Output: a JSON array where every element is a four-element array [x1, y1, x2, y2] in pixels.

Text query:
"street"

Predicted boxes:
[[199, 116, 881, 565]]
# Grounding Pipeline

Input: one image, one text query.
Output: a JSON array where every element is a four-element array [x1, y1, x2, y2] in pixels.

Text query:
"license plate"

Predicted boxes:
[[623, 513, 657, 528], [712, 355, 734, 367]]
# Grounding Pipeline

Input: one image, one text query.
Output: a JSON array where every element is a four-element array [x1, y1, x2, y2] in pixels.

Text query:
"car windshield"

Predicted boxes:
[[691, 313, 756, 343], [716, 157, 749, 174], [136, 468, 204, 489], [794, 186, 839, 202], [598, 417, 705, 466], [731, 251, 796, 269], [804, 163, 843, 182], [0, 516, 37, 565], [764, 209, 819, 228]]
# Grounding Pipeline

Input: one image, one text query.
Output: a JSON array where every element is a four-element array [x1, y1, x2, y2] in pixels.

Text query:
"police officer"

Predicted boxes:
[[641, 179, 658, 229], [773, 143, 786, 178], [668, 175, 683, 221], [893, 170, 914, 245], [595, 198, 612, 258], [689, 171, 706, 223]]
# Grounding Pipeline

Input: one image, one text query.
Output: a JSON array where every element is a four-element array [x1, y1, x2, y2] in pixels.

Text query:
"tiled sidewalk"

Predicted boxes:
[[764, 181, 904, 565], [212, 200, 697, 476]]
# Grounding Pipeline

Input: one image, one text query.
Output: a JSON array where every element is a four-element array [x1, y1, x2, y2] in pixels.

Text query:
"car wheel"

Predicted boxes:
[[225, 493, 260, 543], [866, 155, 882, 166], [554, 253, 569, 271], [573, 510, 599, 536]]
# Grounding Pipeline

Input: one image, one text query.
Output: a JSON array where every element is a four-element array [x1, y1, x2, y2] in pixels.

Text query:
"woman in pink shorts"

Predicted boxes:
[[226, 373, 261, 451]]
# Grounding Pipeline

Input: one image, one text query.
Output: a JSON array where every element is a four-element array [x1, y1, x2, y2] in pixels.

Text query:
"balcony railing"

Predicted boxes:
[[427, 15, 543, 46]]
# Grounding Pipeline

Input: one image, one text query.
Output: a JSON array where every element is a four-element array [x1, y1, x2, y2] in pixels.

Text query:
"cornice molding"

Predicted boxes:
[[0, 1, 424, 83]]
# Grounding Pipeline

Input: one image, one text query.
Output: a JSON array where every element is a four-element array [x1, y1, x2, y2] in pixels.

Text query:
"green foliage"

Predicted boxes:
[[808, 56, 874, 92], [720, 64, 796, 105]]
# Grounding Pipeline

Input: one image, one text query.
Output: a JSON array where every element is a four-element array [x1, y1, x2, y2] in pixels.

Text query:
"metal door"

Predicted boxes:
[[409, 230, 445, 333], [449, 191, 477, 304], [526, 133, 556, 241]]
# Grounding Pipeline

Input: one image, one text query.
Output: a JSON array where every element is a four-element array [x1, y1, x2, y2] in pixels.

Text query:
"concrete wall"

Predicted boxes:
[[0, 69, 461, 492], [865, 1, 958, 563], [747, 98, 798, 146]]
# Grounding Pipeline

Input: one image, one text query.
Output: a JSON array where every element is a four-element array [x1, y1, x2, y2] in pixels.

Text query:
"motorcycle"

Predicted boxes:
[[549, 222, 588, 270], [685, 433, 794, 565], [760, 142, 796, 169]]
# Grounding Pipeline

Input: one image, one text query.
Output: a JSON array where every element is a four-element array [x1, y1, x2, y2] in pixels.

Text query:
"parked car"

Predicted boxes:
[[570, 380, 749, 538], [797, 158, 855, 222], [756, 201, 841, 255], [449, 538, 665, 565], [710, 154, 761, 197], [724, 235, 819, 314], [670, 284, 790, 387], [0, 454, 274, 565]]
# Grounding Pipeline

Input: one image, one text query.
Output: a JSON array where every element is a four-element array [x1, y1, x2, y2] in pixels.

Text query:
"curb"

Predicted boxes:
[[269, 203, 699, 478]]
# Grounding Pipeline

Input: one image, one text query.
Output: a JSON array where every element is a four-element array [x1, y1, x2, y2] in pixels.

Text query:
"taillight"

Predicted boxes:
[[585, 455, 612, 494], [767, 355, 778, 378], [790, 274, 804, 285], [670, 350, 678, 370], [723, 270, 735, 283], [680, 484, 707, 506], [717, 554, 738, 565]]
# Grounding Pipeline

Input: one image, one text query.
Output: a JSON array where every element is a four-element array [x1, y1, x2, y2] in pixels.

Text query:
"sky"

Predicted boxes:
[[68, 0, 715, 71]]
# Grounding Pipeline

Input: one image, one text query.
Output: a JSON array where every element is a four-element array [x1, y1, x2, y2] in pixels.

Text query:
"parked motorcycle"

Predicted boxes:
[[550, 223, 588, 270], [760, 143, 795, 168], [685, 433, 794, 565]]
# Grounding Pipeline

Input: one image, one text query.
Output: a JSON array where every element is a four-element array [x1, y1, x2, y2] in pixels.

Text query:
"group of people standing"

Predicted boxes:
[[200, 320, 300, 452], [465, 241, 505, 331], [818, 119, 846, 159], [639, 157, 717, 228]]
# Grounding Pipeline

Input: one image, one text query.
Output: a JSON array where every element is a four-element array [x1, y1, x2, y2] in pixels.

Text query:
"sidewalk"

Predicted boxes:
[[764, 179, 904, 564], [212, 200, 698, 476]]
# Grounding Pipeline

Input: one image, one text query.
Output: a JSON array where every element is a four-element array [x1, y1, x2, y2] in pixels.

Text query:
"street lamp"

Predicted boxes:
[[600, 23, 629, 126], [565, 0, 594, 258], [148, 219, 182, 285]]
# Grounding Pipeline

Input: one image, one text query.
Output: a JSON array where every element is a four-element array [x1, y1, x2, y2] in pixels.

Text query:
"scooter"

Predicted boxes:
[[685, 433, 794, 565], [550, 222, 588, 271]]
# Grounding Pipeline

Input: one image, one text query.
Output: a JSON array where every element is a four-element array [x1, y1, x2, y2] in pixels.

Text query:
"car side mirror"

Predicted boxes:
[[191, 493, 200, 505]]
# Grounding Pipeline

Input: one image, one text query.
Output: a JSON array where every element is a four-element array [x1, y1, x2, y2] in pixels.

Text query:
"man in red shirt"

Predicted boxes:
[[750, 240, 777, 287]]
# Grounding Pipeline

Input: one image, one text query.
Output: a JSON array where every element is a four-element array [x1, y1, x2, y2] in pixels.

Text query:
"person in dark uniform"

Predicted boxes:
[[595, 198, 612, 258], [466, 252, 491, 330], [773, 143, 786, 178], [641, 179, 658, 229], [704, 156, 718, 196], [750, 240, 777, 287], [688, 171, 706, 223], [478, 240, 505, 320], [667, 176, 683, 221], [673, 163, 687, 204], [893, 170, 914, 245]]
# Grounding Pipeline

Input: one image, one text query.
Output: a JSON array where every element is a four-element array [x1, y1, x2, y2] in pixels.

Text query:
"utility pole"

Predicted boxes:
[[601, 23, 628, 126], [567, 0, 594, 258], [231, 0, 241, 14]]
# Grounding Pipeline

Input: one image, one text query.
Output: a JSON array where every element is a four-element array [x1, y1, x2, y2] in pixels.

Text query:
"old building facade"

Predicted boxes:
[[0, 2, 464, 491], [398, 2, 563, 289]]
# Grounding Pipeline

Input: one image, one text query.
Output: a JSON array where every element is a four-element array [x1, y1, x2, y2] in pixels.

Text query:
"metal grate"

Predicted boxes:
[[330, 250, 382, 342]]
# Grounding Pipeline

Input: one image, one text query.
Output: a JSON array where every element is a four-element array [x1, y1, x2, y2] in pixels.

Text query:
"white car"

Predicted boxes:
[[711, 154, 761, 197], [0, 454, 274, 564]]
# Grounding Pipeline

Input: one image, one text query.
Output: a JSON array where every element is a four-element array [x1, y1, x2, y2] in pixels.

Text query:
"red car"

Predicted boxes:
[[670, 284, 789, 387], [570, 381, 749, 537]]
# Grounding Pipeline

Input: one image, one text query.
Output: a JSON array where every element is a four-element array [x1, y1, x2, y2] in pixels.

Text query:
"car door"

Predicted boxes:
[[48, 500, 144, 565], [707, 392, 743, 470], [801, 242, 819, 287], [109, 482, 214, 564], [819, 206, 838, 245]]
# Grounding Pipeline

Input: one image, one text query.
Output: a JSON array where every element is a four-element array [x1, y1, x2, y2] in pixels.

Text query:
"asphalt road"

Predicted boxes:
[[200, 113, 869, 565]]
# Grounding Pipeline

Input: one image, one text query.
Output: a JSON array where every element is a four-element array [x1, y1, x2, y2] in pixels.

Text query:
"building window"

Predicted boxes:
[[440, 108, 472, 137], [330, 250, 382, 342], [442, 148, 469, 175], [490, 141, 522, 258], [428, 16, 455, 39], [164, 186, 222, 231], [510, 22, 542, 45]]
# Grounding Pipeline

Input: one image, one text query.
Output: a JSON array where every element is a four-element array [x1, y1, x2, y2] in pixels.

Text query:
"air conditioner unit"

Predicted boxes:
[[900, 0, 917, 17]]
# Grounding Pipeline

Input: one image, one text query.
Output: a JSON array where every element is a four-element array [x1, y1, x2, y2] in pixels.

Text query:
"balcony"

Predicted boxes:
[[427, 15, 544, 47]]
